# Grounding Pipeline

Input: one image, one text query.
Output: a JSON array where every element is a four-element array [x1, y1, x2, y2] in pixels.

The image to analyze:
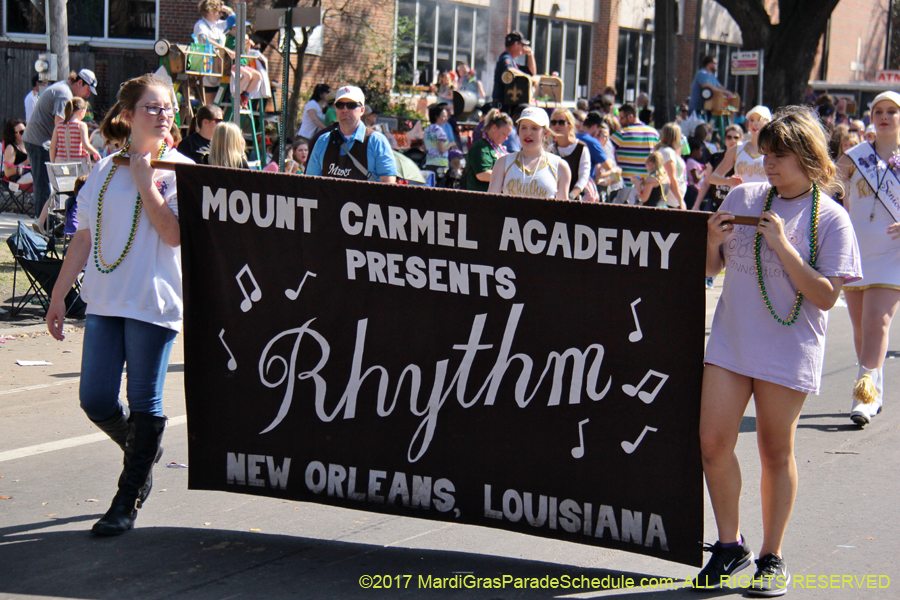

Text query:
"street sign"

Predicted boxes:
[[876, 70, 900, 84], [731, 51, 760, 75], [255, 7, 322, 31]]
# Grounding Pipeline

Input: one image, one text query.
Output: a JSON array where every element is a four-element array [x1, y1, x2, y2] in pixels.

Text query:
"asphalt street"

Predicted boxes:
[[0, 269, 897, 599]]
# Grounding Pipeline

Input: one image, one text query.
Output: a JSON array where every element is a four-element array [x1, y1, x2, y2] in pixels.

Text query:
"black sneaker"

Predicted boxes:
[[748, 553, 790, 597], [692, 538, 754, 589]]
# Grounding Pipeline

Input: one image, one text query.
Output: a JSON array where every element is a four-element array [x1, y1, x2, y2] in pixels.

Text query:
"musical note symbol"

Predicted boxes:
[[628, 298, 643, 342], [621, 369, 669, 404], [218, 328, 237, 371], [236, 264, 262, 312], [621, 426, 658, 454], [571, 418, 589, 459], [285, 271, 317, 300]]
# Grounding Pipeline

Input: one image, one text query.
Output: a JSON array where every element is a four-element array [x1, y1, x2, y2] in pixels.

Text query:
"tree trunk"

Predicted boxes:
[[652, 0, 676, 127], [717, 0, 840, 110], [49, 0, 69, 79]]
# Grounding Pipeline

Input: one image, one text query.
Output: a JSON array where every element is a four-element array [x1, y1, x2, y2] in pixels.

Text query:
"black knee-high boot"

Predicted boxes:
[[91, 404, 130, 450], [91, 406, 163, 506], [91, 412, 166, 536]]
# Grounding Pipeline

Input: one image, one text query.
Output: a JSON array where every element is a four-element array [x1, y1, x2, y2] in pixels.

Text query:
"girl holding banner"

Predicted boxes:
[[488, 106, 570, 200], [837, 91, 900, 426], [698, 107, 861, 596], [46, 74, 193, 537]]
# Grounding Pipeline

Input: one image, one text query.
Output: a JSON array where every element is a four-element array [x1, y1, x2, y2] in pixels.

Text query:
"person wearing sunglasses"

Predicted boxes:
[[2, 119, 32, 188], [177, 104, 223, 163], [306, 86, 396, 183]]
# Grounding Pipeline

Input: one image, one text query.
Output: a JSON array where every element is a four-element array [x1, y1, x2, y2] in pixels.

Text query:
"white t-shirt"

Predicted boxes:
[[76, 147, 194, 331], [24, 90, 39, 122], [297, 99, 325, 139], [658, 145, 687, 207], [705, 183, 862, 393]]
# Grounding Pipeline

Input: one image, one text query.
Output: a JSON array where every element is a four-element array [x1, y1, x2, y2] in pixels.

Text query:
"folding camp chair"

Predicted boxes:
[[44, 161, 84, 243], [0, 176, 33, 215], [5, 221, 84, 318]]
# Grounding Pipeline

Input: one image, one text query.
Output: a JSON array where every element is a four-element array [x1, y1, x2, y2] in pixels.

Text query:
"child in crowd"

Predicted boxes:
[[224, 14, 263, 108], [49, 97, 100, 168], [683, 138, 705, 210]]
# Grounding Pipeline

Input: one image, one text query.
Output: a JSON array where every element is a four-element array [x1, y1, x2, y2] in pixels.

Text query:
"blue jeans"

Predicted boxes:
[[79, 315, 177, 421], [24, 141, 50, 217]]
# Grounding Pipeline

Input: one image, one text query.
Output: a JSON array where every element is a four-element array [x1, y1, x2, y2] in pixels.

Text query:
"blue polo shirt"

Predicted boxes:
[[575, 132, 608, 175], [689, 69, 721, 113], [307, 121, 397, 180]]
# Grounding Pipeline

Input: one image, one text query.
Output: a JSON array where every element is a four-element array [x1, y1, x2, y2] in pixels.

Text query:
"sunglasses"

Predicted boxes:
[[335, 101, 361, 110], [848, 129, 860, 133], [549, 119, 568, 126], [725, 135, 742, 140], [14, 129, 24, 134]]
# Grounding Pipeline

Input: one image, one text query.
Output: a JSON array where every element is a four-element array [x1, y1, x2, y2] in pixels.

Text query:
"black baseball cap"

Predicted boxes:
[[505, 31, 530, 46]]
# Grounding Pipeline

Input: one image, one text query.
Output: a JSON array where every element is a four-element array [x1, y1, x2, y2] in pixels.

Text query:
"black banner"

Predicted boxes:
[[178, 165, 708, 567]]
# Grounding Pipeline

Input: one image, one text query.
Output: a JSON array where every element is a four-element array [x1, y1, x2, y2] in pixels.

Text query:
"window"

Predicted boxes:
[[517, 14, 593, 102], [396, 0, 489, 88], [615, 28, 654, 104], [5, 0, 156, 41]]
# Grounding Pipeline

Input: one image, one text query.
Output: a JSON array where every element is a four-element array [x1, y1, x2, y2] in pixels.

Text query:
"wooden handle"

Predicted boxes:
[[730, 215, 760, 226], [112, 156, 180, 171]]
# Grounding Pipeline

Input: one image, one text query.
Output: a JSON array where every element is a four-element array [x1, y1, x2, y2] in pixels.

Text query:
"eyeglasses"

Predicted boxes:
[[549, 119, 568, 126], [141, 105, 178, 116], [335, 101, 362, 110]]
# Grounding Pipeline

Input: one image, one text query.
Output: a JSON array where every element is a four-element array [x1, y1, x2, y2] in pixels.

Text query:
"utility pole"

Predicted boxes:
[[651, 0, 676, 128], [48, 0, 69, 78]]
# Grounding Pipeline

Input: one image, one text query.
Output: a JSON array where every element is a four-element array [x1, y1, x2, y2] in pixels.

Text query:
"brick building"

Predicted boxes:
[[0, 0, 891, 122]]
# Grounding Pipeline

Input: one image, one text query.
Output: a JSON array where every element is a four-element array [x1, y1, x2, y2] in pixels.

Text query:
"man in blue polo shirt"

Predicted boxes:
[[576, 111, 608, 179], [307, 86, 397, 182], [688, 56, 733, 116]]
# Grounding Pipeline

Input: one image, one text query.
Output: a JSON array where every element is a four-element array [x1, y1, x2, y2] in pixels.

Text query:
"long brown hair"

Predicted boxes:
[[99, 74, 173, 143], [758, 106, 842, 196], [63, 97, 87, 123]]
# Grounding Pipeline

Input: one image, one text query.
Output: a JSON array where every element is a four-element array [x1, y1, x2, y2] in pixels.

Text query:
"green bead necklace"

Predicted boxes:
[[755, 183, 819, 326], [93, 141, 167, 274]]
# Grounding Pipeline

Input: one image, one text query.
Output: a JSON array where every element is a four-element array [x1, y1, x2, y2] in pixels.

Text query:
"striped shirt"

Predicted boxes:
[[55, 121, 89, 161], [611, 122, 659, 187]]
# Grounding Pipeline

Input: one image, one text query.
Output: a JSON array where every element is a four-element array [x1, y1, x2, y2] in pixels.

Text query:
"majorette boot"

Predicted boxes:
[[850, 366, 879, 426], [91, 413, 166, 536]]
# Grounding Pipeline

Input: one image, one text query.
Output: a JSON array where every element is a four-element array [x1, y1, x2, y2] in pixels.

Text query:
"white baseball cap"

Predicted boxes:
[[866, 123, 876, 134], [517, 106, 550, 128], [78, 69, 98, 95], [335, 85, 365, 105], [871, 91, 900, 110], [746, 105, 772, 121]]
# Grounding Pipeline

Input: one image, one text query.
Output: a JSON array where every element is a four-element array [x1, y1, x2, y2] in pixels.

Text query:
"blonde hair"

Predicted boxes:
[[99, 74, 174, 143], [482, 108, 513, 131], [63, 97, 87, 123], [550, 108, 576, 130], [654, 123, 682, 152], [208, 121, 246, 168], [758, 106, 841, 196]]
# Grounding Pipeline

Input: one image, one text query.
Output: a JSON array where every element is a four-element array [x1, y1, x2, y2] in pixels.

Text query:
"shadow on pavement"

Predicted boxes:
[[0, 521, 740, 600]]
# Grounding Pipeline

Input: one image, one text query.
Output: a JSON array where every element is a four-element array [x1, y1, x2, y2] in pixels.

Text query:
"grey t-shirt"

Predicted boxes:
[[22, 80, 72, 146]]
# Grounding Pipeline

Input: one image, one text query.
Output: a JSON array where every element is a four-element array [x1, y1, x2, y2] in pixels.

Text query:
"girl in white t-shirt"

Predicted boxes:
[[488, 106, 571, 200], [695, 107, 861, 596], [654, 122, 687, 209], [47, 74, 194, 538], [709, 105, 771, 188]]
